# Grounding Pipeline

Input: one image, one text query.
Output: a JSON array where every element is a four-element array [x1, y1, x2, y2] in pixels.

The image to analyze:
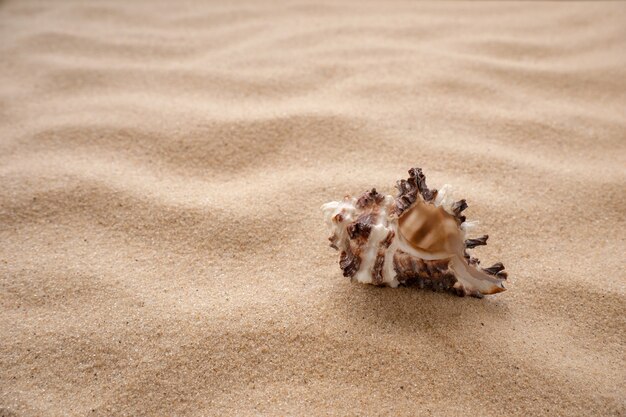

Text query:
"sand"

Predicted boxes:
[[1, 1, 625, 416]]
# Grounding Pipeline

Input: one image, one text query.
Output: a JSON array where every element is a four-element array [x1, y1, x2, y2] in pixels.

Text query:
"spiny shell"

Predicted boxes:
[[321, 168, 508, 297]]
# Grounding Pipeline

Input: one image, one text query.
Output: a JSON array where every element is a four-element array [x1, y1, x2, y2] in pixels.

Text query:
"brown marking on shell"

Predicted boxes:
[[339, 248, 360, 277], [393, 251, 461, 295], [394, 252, 450, 282], [483, 262, 508, 279], [394, 168, 438, 216], [451, 199, 468, 224], [347, 213, 376, 240], [483, 262, 504, 274], [410, 167, 438, 203], [372, 251, 386, 285], [356, 188, 385, 209], [451, 199, 468, 215], [465, 235, 489, 249], [371, 229, 395, 285]]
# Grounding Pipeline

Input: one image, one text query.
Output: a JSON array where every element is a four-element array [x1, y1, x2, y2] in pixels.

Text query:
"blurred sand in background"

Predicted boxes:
[[1, 1, 625, 415]]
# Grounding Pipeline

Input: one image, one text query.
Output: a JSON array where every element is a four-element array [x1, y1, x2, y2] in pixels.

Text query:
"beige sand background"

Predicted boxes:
[[1, 1, 625, 416]]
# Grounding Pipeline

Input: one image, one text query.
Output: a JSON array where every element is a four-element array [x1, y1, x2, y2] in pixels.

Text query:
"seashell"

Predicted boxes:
[[321, 168, 508, 297]]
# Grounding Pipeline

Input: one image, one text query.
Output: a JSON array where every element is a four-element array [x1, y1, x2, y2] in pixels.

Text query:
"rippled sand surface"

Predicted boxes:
[[1, 1, 625, 415]]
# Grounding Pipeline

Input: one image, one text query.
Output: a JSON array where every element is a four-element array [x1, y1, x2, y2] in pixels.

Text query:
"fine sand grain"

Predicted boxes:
[[1, 1, 625, 416]]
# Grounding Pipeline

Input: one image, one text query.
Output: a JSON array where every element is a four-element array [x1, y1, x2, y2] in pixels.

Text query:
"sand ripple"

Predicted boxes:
[[1, 1, 625, 416]]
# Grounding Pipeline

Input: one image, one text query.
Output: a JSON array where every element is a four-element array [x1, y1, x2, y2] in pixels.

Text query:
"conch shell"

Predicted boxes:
[[321, 168, 508, 297]]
